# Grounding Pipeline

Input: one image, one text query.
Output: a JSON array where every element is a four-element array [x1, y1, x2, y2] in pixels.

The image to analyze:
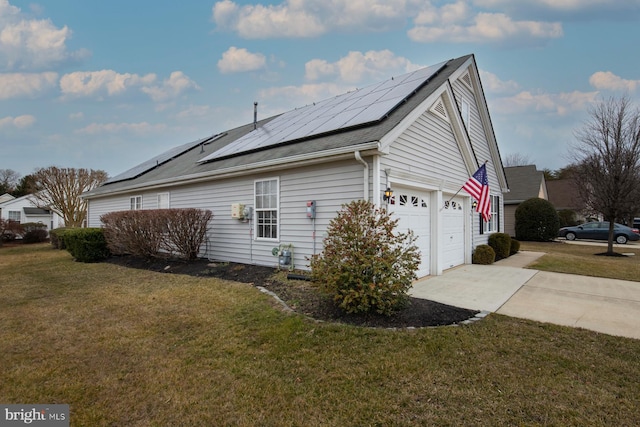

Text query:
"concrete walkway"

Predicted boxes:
[[409, 251, 640, 340]]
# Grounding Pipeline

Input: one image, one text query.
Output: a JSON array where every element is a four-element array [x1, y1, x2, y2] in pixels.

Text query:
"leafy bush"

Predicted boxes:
[[510, 238, 521, 255], [0, 219, 23, 245], [472, 245, 495, 265], [63, 228, 110, 262], [488, 232, 511, 261], [23, 229, 48, 244], [50, 228, 71, 249], [101, 209, 213, 260], [515, 198, 560, 242], [20, 222, 48, 244], [309, 200, 420, 316]]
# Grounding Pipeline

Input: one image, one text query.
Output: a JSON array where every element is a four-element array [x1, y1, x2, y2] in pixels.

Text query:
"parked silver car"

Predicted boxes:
[[558, 222, 640, 244]]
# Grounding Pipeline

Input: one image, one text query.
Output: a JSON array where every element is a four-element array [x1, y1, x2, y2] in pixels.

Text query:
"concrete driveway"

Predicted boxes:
[[410, 251, 640, 340]]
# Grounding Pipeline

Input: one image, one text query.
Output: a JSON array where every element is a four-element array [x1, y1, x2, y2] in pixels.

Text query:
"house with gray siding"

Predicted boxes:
[[83, 54, 508, 277]]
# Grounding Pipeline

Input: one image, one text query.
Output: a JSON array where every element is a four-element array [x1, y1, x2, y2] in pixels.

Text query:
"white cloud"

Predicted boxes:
[[414, 1, 470, 25], [140, 71, 200, 102], [409, 11, 563, 43], [0, 72, 57, 99], [69, 112, 83, 120], [59, 69, 197, 102], [479, 70, 520, 94], [305, 50, 421, 83], [60, 70, 156, 98], [589, 71, 639, 92], [0, 114, 35, 128], [74, 121, 167, 135], [473, 0, 639, 13], [491, 90, 597, 116], [217, 47, 266, 74], [211, 0, 568, 45], [0, 0, 89, 70], [259, 82, 349, 107], [212, 0, 415, 39]]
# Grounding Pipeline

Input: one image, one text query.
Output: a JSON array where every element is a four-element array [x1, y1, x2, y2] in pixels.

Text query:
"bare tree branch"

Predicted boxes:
[[30, 167, 108, 228], [571, 95, 640, 254], [0, 169, 21, 194], [503, 153, 532, 167]]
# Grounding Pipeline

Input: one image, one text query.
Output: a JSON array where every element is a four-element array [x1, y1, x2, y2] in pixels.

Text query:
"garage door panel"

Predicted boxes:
[[442, 197, 465, 269], [390, 189, 430, 277]]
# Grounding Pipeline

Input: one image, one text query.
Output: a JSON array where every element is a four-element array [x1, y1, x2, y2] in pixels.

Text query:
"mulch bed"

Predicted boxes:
[[105, 256, 479, 328]]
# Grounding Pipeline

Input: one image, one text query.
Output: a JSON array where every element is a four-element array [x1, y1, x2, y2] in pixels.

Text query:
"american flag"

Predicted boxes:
[[463, 164, 491, 222]]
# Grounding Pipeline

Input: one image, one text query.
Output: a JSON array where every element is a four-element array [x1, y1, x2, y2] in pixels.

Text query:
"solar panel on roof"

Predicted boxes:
[[198, 60, 447, 163], [105, 133, 223, 184]]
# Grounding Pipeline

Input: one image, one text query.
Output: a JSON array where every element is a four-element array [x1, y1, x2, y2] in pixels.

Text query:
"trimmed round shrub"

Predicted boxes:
[[50, 228, 71, 249], [309, 200, 420, 316], [473, 245, 495, 265], [510, 238, 521, 255], [488, 232, 511, 261], [515, 198, 560, 242], [64, 228, 110, 262]]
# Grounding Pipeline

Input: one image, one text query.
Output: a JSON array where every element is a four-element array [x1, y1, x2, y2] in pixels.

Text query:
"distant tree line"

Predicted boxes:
[[0, 169, 36, 198]]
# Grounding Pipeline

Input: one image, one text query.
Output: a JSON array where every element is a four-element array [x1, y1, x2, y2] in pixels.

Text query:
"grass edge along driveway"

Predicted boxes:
[[1, 243, 639, 426]]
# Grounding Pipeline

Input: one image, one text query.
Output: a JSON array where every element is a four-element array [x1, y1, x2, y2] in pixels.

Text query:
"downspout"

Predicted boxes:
[[354, 151, 369, 201]]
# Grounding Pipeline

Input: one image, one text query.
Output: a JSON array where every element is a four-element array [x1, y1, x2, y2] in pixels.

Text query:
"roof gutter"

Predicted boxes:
[[83, 141, 381, 199]]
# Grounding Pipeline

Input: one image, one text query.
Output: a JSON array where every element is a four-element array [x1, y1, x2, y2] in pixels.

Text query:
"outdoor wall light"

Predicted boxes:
[[383, 187, 393, 202], [472, 200, 478, 209]]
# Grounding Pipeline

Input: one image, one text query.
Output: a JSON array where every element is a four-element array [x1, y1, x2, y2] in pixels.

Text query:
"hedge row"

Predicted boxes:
[[50, 228, 110, 262], [100, 208, 213, 260]]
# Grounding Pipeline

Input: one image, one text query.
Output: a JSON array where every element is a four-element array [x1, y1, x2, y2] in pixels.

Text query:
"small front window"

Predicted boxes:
[[157, 193, 170, 209], [255, 178, 279, 240], [130, 196, 142, 210], [483, 195, 499, 233], [8, 210, 21, 222]]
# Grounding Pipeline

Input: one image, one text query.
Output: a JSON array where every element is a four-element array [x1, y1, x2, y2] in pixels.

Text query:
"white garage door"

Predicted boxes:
[[442, 196, 465, 269], [389, 189, 430, 277]]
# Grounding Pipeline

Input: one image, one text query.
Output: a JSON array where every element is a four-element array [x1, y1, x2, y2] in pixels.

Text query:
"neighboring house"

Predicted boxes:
[[0, 194, 65, 231], [84, 54, 509, 277], [0, 193, 14, 204], [546, 178, 592, 223], [503, 165, 548, 237]]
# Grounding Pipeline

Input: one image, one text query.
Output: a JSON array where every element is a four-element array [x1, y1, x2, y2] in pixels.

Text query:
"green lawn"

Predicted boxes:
[[521, 240, 640, 282], [1, 243, 640, 426]]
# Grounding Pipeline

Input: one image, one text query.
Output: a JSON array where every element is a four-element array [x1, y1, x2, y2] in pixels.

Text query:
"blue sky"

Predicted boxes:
[[1, 0, 639, 178]]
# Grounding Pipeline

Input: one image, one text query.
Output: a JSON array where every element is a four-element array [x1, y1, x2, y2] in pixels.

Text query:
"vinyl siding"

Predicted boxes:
[[87, 159, 363, 270], [451, 77, 504, 245], [383, 109, 470, 190]]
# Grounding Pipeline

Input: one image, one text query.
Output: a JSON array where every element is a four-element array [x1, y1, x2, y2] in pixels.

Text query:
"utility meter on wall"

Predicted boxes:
[[306, 200, 316, 219], [243, 206, 253, 220]]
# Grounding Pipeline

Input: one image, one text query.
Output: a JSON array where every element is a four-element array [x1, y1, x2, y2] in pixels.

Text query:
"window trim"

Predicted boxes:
[[130, 195, 142, 210], [254, 177, 280, 241], [480, 195, 500, 234], [8, 210, 21, 222], [157, 192, 170, 209], [461, 99, 470, 129]]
